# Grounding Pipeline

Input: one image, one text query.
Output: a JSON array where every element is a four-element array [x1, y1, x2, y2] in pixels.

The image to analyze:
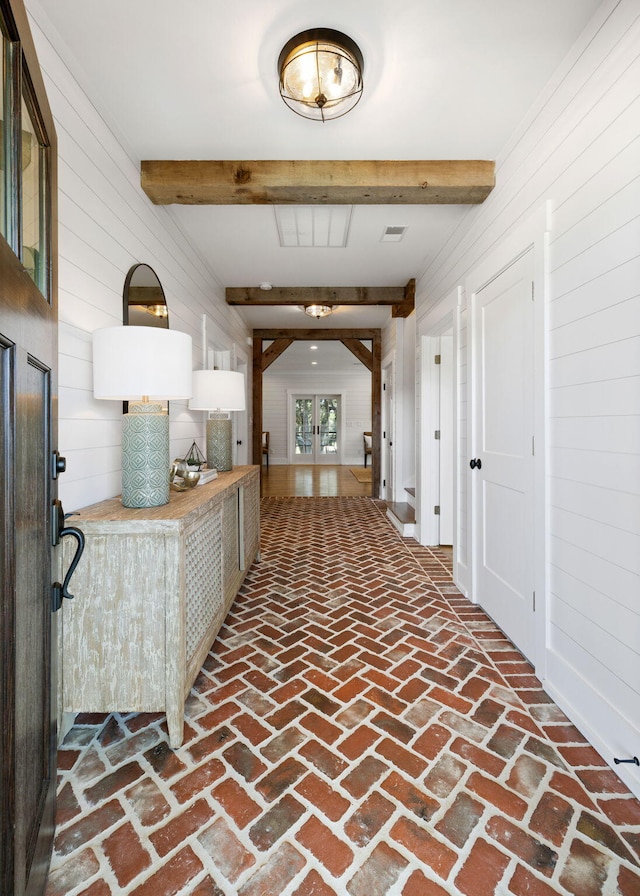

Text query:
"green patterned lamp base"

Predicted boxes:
[[206, 415, 233, 472], [121, 402, 170, 507]]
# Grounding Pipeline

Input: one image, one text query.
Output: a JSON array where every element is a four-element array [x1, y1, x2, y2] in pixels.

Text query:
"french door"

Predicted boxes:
[[293, 395, 340, 463]]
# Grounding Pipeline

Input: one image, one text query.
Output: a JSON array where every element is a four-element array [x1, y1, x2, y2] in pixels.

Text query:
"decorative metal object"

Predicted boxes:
[[185, 440, 206, 470], [278, 29, 364, 122]]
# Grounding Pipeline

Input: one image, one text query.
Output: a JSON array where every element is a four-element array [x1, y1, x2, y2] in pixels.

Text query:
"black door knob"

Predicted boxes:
[[469, 458, 482, 470]]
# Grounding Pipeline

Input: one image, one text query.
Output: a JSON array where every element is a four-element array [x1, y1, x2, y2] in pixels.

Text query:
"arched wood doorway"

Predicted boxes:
[[252, 328, 382, 496]]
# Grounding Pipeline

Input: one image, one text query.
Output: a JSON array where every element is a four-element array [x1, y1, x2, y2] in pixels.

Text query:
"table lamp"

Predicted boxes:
[[93, 326, 192, 507], [189, 370, 245, 472]]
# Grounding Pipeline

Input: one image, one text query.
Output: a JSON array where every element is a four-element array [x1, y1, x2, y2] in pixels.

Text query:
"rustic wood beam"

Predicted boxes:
[[341, 338, 373, 372], [253, 328, 378, 341], [252, 337, 263, 465], [141, 160, 495, 206], [262, 338, 294, 371], [393, 278, 416, 319], [226, 286, 406, 306]]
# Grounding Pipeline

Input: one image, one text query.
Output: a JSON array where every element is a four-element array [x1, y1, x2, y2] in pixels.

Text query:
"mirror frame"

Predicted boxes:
[[122, 263, 169, 413]]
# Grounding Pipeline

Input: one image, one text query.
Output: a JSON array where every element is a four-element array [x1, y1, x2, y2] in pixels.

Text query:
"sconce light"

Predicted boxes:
[[189, 370, 246, 472], [93, 326, 192, 508], [278, 28, 364, 122]]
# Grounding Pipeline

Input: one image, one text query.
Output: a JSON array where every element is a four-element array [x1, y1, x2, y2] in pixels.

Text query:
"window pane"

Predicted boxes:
[[21, 92, 45, 295], [0, 39, 6, 241]]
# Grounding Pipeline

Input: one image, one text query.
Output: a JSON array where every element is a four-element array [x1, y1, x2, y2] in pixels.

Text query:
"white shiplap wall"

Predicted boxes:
[[416, 0, 640, 795], [28, 13, 250, 512], [263, 371, 372, 465]]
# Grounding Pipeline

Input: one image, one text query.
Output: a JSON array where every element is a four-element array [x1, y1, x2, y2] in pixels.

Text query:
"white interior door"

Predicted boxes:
[[471, 250, 536, 661], [439, 332, 454, 544], [293, 395, 340, 463], [382, 363, 394, 500]]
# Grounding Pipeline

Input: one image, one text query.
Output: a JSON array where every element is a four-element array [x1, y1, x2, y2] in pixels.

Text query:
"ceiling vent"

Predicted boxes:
[[275, 206, 353, 247], [381, 225, 408, 242]]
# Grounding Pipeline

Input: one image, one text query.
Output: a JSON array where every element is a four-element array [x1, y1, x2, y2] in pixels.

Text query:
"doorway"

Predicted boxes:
[[291, 394, 341, 463]]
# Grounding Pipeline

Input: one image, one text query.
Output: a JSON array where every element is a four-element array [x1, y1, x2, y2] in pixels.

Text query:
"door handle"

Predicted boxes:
[[51, 499, 86, 612], [469, 458, 482, 470]]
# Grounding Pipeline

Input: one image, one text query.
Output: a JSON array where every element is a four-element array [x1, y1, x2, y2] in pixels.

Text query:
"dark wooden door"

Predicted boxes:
[[0, 2, 58, 895]]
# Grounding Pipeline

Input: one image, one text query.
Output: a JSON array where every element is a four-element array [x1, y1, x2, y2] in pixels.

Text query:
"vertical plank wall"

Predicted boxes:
[[28, 11, 250, 512], [415, 0, 640, 794]]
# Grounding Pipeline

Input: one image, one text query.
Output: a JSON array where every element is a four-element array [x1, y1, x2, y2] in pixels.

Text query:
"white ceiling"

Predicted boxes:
[[30, 0, 601, 335]]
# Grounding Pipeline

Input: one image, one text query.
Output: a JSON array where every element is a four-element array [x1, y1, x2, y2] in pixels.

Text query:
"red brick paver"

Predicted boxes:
[[47, 497, 640, 895]]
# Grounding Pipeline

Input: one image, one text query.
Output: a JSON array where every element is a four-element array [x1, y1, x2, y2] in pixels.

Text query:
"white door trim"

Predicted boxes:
[[466, 203, 551, 675]]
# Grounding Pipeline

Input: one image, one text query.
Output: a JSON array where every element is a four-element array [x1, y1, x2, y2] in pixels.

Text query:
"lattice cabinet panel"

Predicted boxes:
[[184, 509, 223, 664]]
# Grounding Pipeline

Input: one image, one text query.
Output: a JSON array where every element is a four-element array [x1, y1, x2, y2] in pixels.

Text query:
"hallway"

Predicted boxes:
[[46, 497, 640, 896]]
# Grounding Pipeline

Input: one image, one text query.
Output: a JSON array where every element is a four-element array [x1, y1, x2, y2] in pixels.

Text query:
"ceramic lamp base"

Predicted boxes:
[[206, 415, 232, 472], [121, 402, 170, 507]]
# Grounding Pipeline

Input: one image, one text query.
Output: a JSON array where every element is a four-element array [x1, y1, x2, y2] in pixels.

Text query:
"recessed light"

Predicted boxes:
[[311, 361, 318, 365], [310, 345, 318, 350], [259, 282, 272, 290]]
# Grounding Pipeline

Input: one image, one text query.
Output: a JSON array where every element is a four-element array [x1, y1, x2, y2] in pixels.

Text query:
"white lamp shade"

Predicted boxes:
[[189, 370, 246, 411], [93, 326, 192, 400]]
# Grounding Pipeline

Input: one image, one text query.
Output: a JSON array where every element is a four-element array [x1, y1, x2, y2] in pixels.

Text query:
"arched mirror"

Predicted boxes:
[[123, 263, 169, 328], [122, 263, 169, 412]]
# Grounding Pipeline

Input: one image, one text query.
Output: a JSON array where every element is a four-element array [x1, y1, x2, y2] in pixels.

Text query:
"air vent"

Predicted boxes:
[[381, 225, 408, 242]]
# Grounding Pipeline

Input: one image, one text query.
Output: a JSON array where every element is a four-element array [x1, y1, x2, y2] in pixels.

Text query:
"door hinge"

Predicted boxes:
[[434, 505, 440, 515], [531, 281, 535, 301], [383, 431, 386, 439], [434, 430, 441, 440], [383, 479, 386, 487], [434, 354, 441, 365], [533, 591, 536, 611], [383, 382, 387, 390], [532, 435, 535, 456]]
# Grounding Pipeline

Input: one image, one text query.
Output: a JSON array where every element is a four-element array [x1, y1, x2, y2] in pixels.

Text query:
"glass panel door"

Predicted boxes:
[[319, 396, 338, 456], [293, 395, 340, 463], [295, 397, 314, 457]]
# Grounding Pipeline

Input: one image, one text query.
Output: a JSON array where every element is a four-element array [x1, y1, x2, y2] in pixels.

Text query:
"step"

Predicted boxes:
[[386, 501, 416, 537]]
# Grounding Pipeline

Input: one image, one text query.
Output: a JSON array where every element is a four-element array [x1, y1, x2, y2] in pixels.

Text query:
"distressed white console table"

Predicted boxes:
[[60, 466, 260, 747]]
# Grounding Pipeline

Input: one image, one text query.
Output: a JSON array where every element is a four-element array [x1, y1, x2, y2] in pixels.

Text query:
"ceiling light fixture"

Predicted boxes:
[[278, 28, 364, 122], [304, 304, 333, 319]]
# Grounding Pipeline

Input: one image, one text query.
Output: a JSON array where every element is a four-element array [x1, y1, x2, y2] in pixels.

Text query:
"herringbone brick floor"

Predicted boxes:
[[46, 497, 640, 896]]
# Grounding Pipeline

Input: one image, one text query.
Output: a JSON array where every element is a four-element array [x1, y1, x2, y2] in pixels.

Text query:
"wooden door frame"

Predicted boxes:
[[252, 328, 381, 496]]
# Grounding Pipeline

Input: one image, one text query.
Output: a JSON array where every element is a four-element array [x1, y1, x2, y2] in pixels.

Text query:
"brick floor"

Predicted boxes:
[[46, 497, 640, 895]]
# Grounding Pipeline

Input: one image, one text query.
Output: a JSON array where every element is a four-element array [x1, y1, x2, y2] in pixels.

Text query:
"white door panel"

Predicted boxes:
[[472, 250, 535, 661]]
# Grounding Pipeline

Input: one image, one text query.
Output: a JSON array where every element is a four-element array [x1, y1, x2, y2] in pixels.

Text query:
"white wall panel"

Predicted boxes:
[[29, 17, 249, 511], [416, 0, 640, 796]]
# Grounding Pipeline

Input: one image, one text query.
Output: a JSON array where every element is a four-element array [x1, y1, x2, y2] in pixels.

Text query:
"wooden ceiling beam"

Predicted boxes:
[[262, 338, 294, 371], [393, 278, 415, 319], [254, 328, 378, 341], [141, 160, 495, 206], [226, 286, 405, 306], [341, 338, 373, 372]]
